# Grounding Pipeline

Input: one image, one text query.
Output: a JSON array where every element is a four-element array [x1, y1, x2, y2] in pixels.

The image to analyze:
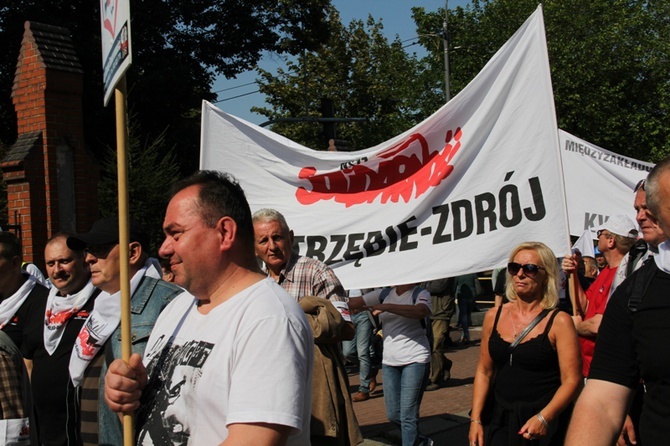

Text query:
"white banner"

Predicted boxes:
[[100, 0, 132, 106], [559, 130, 653, 237], [201, 6, 570, 289]]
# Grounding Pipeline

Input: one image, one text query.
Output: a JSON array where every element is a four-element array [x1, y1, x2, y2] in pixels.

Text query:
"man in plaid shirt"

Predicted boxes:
[[0, 330, 29, 444], [252, 209, 347, 304], [253, 208, 363, 446]]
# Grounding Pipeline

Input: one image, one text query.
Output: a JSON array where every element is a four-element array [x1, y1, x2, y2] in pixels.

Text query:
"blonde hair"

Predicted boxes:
[[504, 241, 559, 309]]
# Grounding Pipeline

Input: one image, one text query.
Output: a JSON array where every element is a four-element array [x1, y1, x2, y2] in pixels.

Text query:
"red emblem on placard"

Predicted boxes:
[[102, 0, 119, 37], [296, 128, 462, 207]]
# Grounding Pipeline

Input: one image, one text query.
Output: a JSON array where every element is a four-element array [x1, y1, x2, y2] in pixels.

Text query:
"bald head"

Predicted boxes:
[[646, 157, 670, 238]]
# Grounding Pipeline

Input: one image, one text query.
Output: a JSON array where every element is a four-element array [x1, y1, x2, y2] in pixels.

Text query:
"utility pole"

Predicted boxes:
[[443, 0, 451, 102]]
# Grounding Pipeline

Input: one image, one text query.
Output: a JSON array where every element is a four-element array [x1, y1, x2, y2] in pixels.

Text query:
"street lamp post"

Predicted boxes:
[[443, 0, 451, 102]]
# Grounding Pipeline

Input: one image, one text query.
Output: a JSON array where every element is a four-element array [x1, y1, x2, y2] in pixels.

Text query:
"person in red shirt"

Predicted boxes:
[[562, 215, 638, 377]]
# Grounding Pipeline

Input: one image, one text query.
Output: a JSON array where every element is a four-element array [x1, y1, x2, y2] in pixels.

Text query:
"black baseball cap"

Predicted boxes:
[[67, 216, 149, 252]]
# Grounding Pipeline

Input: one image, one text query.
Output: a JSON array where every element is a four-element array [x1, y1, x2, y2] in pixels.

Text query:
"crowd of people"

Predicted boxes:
[[0, 158, 669, 446]]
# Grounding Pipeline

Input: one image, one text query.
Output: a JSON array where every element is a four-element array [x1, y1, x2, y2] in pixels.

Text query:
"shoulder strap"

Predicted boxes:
[[492, 304, 504, 330], [628, 259, 657, 313], [509, 309, 550, 351], [540, 309, 561, 341], [626, 240, 649, 277], [379, 287, 391, 303]]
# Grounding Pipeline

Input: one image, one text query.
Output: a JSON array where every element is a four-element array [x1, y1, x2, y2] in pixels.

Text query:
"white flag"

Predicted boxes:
[[572, 229, 596, 259], [201, 6, 570, 289]]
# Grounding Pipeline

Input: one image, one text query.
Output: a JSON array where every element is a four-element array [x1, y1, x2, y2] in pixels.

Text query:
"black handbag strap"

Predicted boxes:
[[508, 308, 550, 353]]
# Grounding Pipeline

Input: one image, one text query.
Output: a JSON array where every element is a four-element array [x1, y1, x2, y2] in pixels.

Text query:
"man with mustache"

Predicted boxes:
[[22, 232, 99, 445]]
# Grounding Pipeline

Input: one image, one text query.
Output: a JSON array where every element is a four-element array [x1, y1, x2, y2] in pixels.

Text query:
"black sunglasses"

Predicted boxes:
[[85, 243, 117, 258], [508, 262, 545, 277], [634, 178, 646, 192]]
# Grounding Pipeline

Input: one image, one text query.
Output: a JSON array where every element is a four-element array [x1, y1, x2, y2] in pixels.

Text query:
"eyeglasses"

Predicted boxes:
[[507, 262, 545, 277], [634, 179, 646, 192], [596, 229, 612, 239]]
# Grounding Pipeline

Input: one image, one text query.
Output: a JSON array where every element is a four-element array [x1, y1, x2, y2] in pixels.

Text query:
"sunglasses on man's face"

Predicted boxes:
[[85, 243, 117, 259], [507, 262, 545, 277]]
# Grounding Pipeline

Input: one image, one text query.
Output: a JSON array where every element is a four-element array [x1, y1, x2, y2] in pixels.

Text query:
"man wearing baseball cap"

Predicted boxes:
[[66, 216, 184, 445], [562, 214, 638, 377]]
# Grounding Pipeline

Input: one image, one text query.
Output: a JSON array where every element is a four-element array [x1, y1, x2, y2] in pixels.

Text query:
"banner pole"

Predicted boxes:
[[114, 75, 134, 446], [569, 273, 580, 316]]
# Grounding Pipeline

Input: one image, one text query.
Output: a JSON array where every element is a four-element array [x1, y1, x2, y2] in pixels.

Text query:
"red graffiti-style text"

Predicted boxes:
[[296, 128, 462, 207]]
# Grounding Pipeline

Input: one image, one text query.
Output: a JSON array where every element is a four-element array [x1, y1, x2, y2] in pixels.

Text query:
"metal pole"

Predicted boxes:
[[443, 0, 451, 102]]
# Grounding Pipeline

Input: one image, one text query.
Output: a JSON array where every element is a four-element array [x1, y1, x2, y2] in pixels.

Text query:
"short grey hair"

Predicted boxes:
[[646, 156, 670, 217], [252, 208, 291, 235]]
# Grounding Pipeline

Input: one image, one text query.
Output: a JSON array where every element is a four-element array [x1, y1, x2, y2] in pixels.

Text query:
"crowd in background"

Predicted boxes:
[[0, 158, 669, 446]]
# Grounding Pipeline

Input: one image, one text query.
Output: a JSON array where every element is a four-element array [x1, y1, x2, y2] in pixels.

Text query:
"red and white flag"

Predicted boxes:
[[201, 6, 570, 289]]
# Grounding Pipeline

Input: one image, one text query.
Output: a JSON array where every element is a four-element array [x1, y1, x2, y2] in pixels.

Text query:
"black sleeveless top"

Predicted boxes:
[[487, 306, 569, 446], [489, 305, 561, 408]]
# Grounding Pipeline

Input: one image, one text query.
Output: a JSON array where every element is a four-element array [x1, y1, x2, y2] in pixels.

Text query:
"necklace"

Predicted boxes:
[[509, 307, 539, 339], [510, 308, 525, 339], [511, 315, 521, 339]]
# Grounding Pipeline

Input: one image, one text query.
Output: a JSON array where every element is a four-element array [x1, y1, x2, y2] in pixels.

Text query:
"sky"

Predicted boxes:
[[211, 0, 471, 125]]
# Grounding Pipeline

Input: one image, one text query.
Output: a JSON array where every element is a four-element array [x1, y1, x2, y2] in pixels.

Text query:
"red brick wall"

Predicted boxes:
[[4, 22, 100, 267]]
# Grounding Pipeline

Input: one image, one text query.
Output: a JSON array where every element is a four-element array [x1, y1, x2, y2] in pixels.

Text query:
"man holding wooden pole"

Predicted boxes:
[[104, 171, 314, 445], [561, 215, 637, 378]]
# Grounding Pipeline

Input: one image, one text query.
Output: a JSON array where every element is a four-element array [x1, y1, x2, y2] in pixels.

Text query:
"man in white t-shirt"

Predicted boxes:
[[104, 171, 314, 445]]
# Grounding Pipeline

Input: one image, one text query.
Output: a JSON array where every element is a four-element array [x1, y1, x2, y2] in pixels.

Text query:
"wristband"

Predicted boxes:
[[536, 413, 549, 429], [470, 419, 483, 425]]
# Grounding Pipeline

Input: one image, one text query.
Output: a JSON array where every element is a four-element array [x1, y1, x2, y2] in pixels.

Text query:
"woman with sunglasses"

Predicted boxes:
[[469, 242, 582, 446]]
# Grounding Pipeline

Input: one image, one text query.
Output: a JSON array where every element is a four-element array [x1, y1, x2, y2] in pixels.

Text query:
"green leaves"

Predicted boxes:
[[415, 0, 670, 161], [0, 0, 332, 175], [255, 9, 424, 150]]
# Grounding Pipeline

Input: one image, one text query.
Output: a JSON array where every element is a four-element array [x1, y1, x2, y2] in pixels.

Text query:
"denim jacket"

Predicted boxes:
[[98, 275, 182, 446]]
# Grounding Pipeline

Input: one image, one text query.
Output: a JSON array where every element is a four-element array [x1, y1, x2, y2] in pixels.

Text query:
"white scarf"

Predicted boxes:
[[654, 240, 670, 274], [0, 274, 36, 329], [43, 281, 97, 355], [69, 258, 163, 386]]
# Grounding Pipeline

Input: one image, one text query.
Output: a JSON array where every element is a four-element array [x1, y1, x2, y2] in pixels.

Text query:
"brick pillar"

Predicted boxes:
[[1, 21, 99, 268]]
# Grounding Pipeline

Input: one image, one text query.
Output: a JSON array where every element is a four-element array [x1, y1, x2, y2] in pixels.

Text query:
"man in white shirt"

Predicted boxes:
[[104, 171, 313, 445]]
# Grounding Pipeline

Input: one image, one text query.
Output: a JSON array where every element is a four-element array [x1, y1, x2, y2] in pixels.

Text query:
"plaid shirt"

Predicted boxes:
[[0, 338, 26, 419], [265, 252, 346, 302]]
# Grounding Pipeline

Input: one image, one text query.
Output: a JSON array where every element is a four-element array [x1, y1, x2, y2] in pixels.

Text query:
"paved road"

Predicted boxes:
[[348, 318, 485, 446]]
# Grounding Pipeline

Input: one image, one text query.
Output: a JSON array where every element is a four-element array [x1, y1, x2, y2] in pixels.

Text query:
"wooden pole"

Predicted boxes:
[[114, 75, 134, 446], [569, 272, 580, 316]]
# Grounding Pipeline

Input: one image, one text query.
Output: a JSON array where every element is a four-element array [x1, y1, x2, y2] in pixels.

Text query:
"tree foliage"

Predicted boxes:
[[254, 9, 424, 150], [98, 124, 180, 255], [412, 0, 670, 161], [0, 0, 332, 175]]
